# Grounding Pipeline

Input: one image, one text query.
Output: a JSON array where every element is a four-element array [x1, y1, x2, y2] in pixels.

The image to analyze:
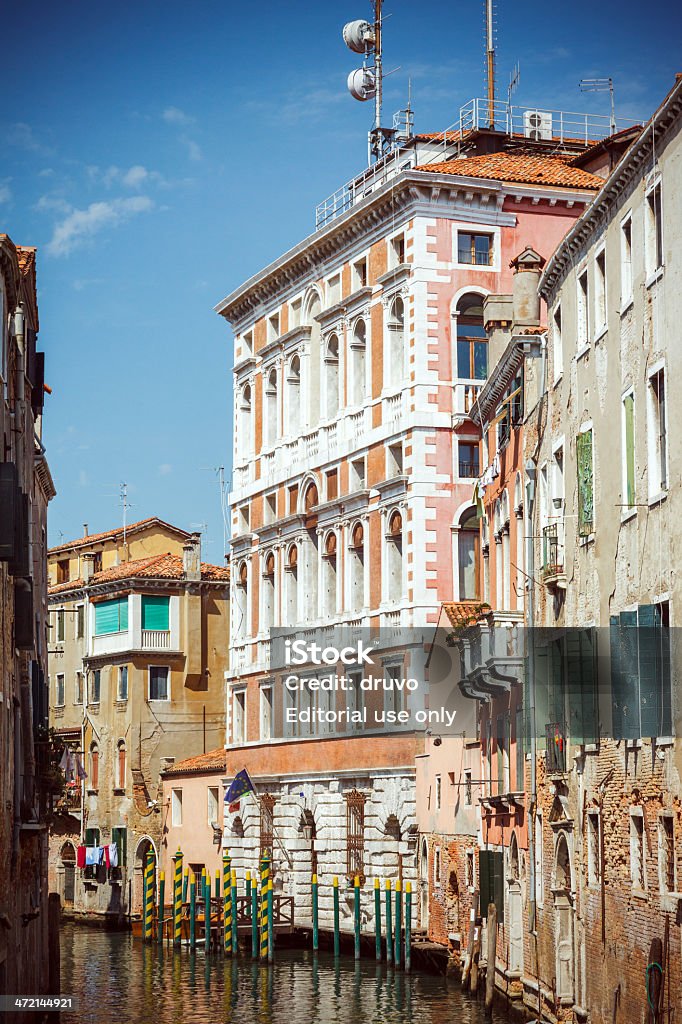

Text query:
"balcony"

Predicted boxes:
[[141, 629, 171, 650], [542, 523, 566, 589], [454, 381, 483, 424], [456, 610, 525, 699]]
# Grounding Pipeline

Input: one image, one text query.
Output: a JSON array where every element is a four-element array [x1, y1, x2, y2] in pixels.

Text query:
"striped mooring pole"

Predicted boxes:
[[215, 870, 220, 902], [143, 853, 154, 942], [267, 879, 274, 963], [157, 871, 165, 945], [245, 870, 251, 903], [190, 871, 197, 950], [223, 853, 231, 955], [385, 880, 393, 965], [251, 877, 258, 960], [173, 849, 183, 949], [332, 876, 340, 957], [374, 879, 381, 961], [204, 868, 211, 954], [231, 869, 238, 956], [353, 876, 361, 960], [405, 882, 412, 973], [260, 852, 270, 960], [312, 874, 319, 952], [394, 879, 402, 969]]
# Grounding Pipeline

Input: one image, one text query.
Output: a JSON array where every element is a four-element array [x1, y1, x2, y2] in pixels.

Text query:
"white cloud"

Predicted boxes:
[[34, 193, 71, 214], [163, 106, 194, 126], [8, 122, 52, 154], [158, 463, 173, 476], [47, 195, 154, 257], [87, 164, 165, 188], [182, 137, 202, 162], [122, 165, 150, 188], [0, 181, 11, 204]]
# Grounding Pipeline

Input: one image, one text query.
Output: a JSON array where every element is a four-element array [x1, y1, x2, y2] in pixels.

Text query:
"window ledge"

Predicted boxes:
[[578, 533, 595, 547], [631, 887, 649, 900], [619, 297, 634, 317], [620, 507, 637, 525], [88, 703, 100, 712], [552, 373, 563, 389], [594, 324, 608, 343], [648, 490, 668, 508], [646, 266, 664, 289], [112, 788, 125, 796], [576, 344, 590, 361]]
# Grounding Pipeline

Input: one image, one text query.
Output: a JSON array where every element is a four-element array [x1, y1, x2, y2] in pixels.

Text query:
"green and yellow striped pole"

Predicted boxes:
[[157, 871, 165, 945], [189, 870, 197, 950], [260, 852, 270, 960], [251, 876, 258, 959], [385, 880, 393, 966], [394, 878, 402, 969], [204, 868, 211, 954], [267, 879, 274, 963], [143, 856, 153, 942], [333, 877, 340, 957], [312, 873, 319, 952], [245, 870, 251, 904], [231, 869, 238, 956], [405, 882, 412, 973], [173, 849, 183, 948], [374, 879, 381, 961], [215, 869, 220, 901], [223, 853, 232, 955], [353, 876, 361, 960]]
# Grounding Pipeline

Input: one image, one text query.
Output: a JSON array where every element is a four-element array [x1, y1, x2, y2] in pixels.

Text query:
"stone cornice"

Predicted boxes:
[[540, 79, 682, 301], [472, 334, 543, 425]]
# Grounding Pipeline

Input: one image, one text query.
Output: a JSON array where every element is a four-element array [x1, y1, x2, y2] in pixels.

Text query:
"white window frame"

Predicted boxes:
[[117, 665, 128, 701], [266, 311, 280, 343], [260, 683, 273, 741], [621, 388, 636, 517], [454, 225, 500, 272], [647, 363, 668, 501], [232, 687, 247, 745], [658, 813, 677, 895], [577, 267, 589, 353], [207, 786, 220, 829], [326, 272, 341, 307], [552, 302, 563, 383], [629, 808, 646, 891], [620, 212, 633, 311], [171, 788, 183, 827], [349, 455, 366, 492], [644, 176, 663, 282], [594, 244, 607, 338], [55, 673, 65, 707], [148, 665, 170, 702]]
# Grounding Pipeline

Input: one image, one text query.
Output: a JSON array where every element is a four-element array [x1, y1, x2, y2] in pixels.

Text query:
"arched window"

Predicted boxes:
[[239, 384, 253, 456], [115, 740, 126, 791], [455, 294, 487, 380], [303, 481, 319, 514], [386, 511, 403, 604], [509, 832, 520, 882], [349, 522, 365, 613], [285, 544, 298, 625], [458, 507, 480, 601], [286, 355, 301, 435], [387, 297, 405, 387], [555, 834, 571, 891], [265, 367, 278, 447], [261, 551, 276, 631], [350, 319, 367, 406], [235, 560, 249, 640], [324, 334, 340, 419], [89, 742, 99, 791], [304, 290, 322, 429], [322, 531, 338, 618]]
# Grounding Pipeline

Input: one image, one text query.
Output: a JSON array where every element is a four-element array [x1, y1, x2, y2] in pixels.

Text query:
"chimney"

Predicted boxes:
[[483, 293, 514, 372], [510, 246, 546, 329], [82, 551, 96, 583], [183, 533, 201, 581], [83, 523, 89, 537]]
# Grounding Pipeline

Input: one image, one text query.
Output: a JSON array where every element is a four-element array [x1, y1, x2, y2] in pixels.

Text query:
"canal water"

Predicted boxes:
[[60, 924, 515, 1024]]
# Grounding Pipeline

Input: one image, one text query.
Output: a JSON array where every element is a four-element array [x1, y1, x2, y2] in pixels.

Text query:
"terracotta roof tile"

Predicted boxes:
[[15, 246, 37, 276], [162, 748, 226, 776], [49, 516, 190, 555], [443, 601, 492, 629], [48, 552, 229, 596], [416, 153, 604, 190]]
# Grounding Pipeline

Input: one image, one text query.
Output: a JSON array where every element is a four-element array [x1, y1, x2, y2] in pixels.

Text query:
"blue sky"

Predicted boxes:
[[2, 0, 679, 562]]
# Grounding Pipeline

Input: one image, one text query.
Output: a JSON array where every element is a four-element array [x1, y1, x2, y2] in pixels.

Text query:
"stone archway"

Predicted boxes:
[[420, 838, 429, 930], [553, 832, 574, 1001], [507, 832, 523, 974], [133, 837, 157, 915]]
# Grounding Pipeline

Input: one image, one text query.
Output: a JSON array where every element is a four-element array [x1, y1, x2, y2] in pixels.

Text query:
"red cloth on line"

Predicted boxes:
[[103, 846, 110, 869], [77, 845, 86, 869]]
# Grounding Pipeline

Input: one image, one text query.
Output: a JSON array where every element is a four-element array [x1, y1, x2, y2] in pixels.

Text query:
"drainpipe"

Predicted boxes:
[[525, 460, 537, 935]]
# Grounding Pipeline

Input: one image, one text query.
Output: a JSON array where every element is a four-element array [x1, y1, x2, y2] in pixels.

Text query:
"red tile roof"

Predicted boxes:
[[162, 748, 226, 776], [48, 552, 229, 596], [443, 601, 492, 629], [16, 246, 37, 276], [416, 153, 604, 190], [49, 516, 190, 555]]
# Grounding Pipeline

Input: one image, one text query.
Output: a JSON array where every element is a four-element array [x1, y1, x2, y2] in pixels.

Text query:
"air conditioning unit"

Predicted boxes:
[[524, 110, 553, 141]]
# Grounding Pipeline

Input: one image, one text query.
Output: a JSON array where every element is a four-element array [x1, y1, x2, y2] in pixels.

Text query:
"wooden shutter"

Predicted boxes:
[[479, 850, 504, 923], [112, 827, 127, 867], [0, 463, 18, 561], [638, 605, 661, 738], [141, 595, 170, 631], [624, 394, 635, 507], [619, 612, 640, 739], [576, 430, 594, 536], [568, 629, 598, 745], [95, 597, 128, 635]]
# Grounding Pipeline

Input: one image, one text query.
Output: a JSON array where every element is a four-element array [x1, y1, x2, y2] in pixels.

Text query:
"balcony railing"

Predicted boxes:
[[459, 460, 479, 479], [141, 629, 171, 649], [454, 381, 483, 419], [542, 523, 565, 580]]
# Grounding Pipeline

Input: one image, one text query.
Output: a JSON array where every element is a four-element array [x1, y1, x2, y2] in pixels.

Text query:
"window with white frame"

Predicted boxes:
[[117, 665, 128, 701], [56, 608, 65, 643], [587, 810, 601, 887], [171, 788, 183, 827], [435, 774, 442, 810], [349, 456, 366, 491], [260, 684, 273, 740], [553, 303, 563, 381], [577, 269, 589, 349], [535, 812, 544, 907], [324, 334, 340, 419], [659, 815, 676, 894], [242, 330, 253, 357], [289, 298, 302, 329], [463, 769, 472, 806], [286, 354, 301, 435], [595, 248, 606, 333], [457, 231, 493, 266], [261, 551, 275, 631], [622, 391, 635, 510], [348, 523, 365, 613], [351, 258, 367, 290], [620, 215, 633, 306], [264, 367, 278, 447], [389, 233, 405, 267], [239, 384, 253, 457], [267, 311, 280, 342], [327, 274, 341, 306], [75, 671, 84, 705], [386, 442, 403, 477], [386, 296, 405, 387], [645, 181, 663, 276], [55, 673, 65, 707], [350, 319, 367, 405], [149, 666, 169, 702], [232, 688, 246, 745], [630, 810, 646, 890], [207, 787, 219, 828], [647, 367, 667, 496], [264, 492, 276, 526], [385, 511, 403, 604]]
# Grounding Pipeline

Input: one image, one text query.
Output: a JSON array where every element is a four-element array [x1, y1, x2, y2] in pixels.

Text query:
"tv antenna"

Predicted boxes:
[[580, 77, 616, 135], [508, 62, 520, 107], [120, 481, 131, 554], [485, 0, 497, 129], [343, 1, 389, 162]]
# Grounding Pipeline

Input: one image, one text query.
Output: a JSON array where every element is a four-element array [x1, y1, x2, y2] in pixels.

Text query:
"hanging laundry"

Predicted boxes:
[[58, 749, 69, 771], [75, 754, 87, 781], [85, 847, 100, 866], [103, 846, 110, 869], [77, 846, 86, 869], [108, 843, 119, 868]]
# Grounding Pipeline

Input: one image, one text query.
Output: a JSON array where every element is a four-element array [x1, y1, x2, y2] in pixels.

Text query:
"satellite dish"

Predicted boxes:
[[343, 20, 375, 53], [347, 67, 376, 101]]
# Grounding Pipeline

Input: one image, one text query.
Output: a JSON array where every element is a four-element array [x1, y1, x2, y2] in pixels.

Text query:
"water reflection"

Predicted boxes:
[[60, 924, 507, 1024]]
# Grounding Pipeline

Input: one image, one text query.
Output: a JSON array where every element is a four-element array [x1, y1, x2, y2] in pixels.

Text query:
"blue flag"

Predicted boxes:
[[224, 768, 255, 804]]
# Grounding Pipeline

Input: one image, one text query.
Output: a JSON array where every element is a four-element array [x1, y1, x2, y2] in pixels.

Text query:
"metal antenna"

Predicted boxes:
[[120, 481, 130, 556], [580, 77, 616, 135], [374, 0, 383, 147], [485, 0, 496, 128], [507, 62, 520, 135]]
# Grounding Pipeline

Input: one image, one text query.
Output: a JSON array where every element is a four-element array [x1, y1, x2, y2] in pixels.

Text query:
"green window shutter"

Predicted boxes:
[[577, 430, 594, 536], [112, 827, 127, 867], [95, 597, 128, 635], [638, 605, 661, 738], [479, 849, 492, 915], [493, 850, 504, 924], [619, 611, 640, 739], [624, 394, 635, 507], [567, 629, 598, 745], [141, 595, 170, 631], [85, 827, 100, 847]]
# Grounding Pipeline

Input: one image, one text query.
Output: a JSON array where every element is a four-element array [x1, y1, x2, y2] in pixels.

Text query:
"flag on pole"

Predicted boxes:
[[224, 768, 255, 804]]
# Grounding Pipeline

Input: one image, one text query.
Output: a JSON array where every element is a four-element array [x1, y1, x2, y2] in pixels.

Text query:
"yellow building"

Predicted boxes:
[[46, 522, 229, 922]]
